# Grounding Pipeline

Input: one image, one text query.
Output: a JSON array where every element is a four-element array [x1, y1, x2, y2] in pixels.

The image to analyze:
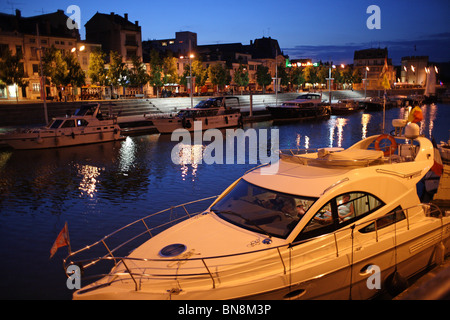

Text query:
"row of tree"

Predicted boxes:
[[1, 46, 365, 102]]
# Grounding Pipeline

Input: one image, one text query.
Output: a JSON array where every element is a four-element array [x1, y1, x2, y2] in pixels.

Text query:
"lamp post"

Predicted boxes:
[[181, 39, 195, 108], [364, 66, 370, 100], [36, 23, 48, 124], [71, 45, 85, 100], [326, 64, 335, 105]]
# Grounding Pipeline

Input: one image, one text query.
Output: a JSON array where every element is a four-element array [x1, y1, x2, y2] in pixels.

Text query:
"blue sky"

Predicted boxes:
[[2, 0, 449, 64]]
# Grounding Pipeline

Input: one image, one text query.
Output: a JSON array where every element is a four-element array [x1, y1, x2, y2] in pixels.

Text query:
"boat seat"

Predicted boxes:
[[320, 149, 384, 162]]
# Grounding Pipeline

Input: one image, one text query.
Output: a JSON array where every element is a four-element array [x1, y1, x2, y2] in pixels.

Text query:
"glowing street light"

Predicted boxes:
[[364, 67, 370, 99]]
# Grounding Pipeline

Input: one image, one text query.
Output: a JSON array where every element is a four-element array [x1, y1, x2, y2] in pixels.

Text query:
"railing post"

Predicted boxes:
[[276, 247, 287, 274], [201, 259, 216, 289], [121, 258, 139, 291], [141, 219, 152, 237], [102, 239, 117, 265], [333, 233, 339, 257]]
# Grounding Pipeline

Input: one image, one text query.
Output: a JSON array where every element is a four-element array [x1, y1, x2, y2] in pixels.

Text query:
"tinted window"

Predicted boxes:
[[359, 206, 405, 233], [48, 119, 63, 129], [61, 120, 75, 128], [297, 192, 384, 241], [211, 179, 317, 238]]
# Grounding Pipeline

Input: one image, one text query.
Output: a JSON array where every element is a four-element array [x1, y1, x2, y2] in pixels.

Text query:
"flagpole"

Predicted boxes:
[[65, 222, 72, 255]]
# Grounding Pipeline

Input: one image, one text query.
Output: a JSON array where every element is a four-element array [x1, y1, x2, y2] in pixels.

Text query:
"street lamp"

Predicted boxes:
[[364, 66, 370, 100], [326, 63, 335, 105]]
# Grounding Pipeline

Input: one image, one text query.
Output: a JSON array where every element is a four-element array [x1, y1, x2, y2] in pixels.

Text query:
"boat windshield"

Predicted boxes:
[[211, 179, 316, 239], [47, 119, 64, 129], [195, 99, 221, 108]]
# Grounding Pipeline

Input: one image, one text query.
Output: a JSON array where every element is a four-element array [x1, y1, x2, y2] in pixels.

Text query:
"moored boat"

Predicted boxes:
[[363, 97, 397, 111], [66, 122, 450, 300], [0, 104, 124, 150], [331, 99, 364, 115], [151, 97, 242, 134], [266, 93, 331, 122]]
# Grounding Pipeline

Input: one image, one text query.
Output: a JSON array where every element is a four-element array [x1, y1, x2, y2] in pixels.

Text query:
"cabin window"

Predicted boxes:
[[296, 192, 384, 241], [61, 120, 76, 128], [77, 119, 89, 127], [48, 119, 64, 129], [359, 206, 405, 233]]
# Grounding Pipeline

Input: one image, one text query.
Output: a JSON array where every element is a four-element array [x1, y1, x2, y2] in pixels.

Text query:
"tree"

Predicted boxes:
[[181, 58, 208, 94], [65, 51, 85, 88], [148, 50, 163, 97], [128, 55, 150, 90], [303, 66, 318, 87], [208, 63, 229, 93], [290, 67, 305, 92], [107, 51, 128, 98], [191, 59, 208, 93], [352, 68, 362, 84], [256, 65, 271, 93], [234, 64, 249, 94], [317, 66, 329, 86], [277, 63, 289, 90], [162, 53, 179, 87], [0, 49, 28, 103], [42, 46, 85, 99], [88, 48, 107, 86]]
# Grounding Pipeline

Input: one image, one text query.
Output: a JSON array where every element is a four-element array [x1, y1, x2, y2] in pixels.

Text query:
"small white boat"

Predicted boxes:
[[0, 104, 124, 150], [66, 123, 450, 300], [151, 97, 242, 134], [266, 93, 331, 122]]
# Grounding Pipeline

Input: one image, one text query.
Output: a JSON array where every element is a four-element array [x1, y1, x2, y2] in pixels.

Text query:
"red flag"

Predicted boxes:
[[50, 222, 71, 259]]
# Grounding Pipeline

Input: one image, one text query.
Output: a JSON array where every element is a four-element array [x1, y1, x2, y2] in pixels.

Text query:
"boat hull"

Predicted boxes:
[[266, 106, 331, 122], [152, 113, 242, 134], [2, 127, 124, 150], [72, 207, 450, 300]]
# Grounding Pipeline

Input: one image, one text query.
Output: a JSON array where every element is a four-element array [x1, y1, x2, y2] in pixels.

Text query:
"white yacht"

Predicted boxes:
[[1, 104, 124, 150], [151, 97, 242, 134], [67, 123, 450, 300]]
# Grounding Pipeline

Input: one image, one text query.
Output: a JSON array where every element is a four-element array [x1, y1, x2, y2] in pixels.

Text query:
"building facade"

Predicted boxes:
[[143, 31, 197, 59], [400, 56, 428, 86], [0, 9, 99, 100], [85, 12, 142, 63], [353, 48, 395, 90]]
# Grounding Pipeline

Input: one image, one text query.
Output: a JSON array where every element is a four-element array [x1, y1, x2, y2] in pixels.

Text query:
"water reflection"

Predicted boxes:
[[327, 117, 348, 148], [172, 143, 204, 181], [119, 136, 136, 175], [361, 113, 371, 140], [77, 164, 102, 198]]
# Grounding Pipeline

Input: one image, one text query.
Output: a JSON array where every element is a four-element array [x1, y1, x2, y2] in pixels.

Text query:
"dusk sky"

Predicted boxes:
[[2, 0, 449, 64]]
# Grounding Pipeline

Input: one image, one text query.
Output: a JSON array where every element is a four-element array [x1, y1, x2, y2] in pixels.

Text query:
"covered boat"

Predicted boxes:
[[266, 93, 331, 122], [66, 123, 450, 300]]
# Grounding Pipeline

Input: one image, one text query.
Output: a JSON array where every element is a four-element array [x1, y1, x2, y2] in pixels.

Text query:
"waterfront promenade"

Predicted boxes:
[[0, 88, 426, 127]]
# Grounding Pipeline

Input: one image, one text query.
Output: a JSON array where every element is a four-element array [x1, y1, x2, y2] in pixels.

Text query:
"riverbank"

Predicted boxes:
[[0, 88, 429, 127]]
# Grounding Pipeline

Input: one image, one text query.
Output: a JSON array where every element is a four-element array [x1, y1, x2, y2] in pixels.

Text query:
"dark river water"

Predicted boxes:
[[0, 103, 449, 299]]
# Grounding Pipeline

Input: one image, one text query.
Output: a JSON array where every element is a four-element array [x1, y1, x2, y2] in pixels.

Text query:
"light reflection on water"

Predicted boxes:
[[0, 104, 449, 299]]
